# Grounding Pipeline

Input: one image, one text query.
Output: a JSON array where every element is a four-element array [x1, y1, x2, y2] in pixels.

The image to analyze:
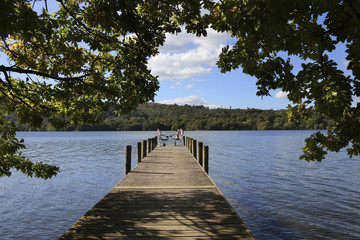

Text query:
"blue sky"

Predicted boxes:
[[148, 28, 352, 110]]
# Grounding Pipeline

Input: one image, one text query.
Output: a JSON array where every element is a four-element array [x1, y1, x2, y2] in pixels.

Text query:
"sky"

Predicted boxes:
[[147, 28, 352, 110], [147, 28, 288, 109]]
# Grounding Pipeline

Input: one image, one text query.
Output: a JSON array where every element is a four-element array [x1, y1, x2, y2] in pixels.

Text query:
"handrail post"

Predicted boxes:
[[203, 146, 209, 174], [192, 139, 197, 159], [125, 145, 131, 175], [190, 138, 193, 153], [198, 142, 203, 166], [137, 142, 141, 163], [148, 138, 152, 153], [142, 140, 147, 159]]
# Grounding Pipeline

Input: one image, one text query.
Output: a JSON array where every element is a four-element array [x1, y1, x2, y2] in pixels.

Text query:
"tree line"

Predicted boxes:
[[12, 103, 335, 131]]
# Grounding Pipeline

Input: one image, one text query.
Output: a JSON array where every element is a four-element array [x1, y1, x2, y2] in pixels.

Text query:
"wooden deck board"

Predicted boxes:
[[60, 146, 254, 239]]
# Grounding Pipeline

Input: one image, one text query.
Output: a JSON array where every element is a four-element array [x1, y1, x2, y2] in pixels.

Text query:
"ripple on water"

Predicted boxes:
[[1, 131, 359, 239]]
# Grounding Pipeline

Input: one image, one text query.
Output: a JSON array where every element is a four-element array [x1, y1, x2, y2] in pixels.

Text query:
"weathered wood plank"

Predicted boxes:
[[60, 146, 254, 240]]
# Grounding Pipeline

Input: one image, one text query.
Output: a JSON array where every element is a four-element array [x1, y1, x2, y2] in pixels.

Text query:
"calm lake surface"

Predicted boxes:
[[0, 131, 359, 239]]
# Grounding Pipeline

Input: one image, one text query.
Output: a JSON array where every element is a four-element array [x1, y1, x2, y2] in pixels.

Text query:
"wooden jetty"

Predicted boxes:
[[60, 137, 254, 239]]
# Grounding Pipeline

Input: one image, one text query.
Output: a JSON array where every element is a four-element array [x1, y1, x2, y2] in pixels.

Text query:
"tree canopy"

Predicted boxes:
[[209, 0, 360, 161], [0, 0, 206, 178], [1, 0, 359, 178]]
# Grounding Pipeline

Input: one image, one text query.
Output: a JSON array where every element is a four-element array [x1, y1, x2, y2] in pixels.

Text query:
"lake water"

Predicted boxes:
[[0, 131, 359, 239]]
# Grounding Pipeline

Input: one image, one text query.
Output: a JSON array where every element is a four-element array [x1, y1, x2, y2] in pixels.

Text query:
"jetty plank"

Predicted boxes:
[[60, 146, 254, 239]]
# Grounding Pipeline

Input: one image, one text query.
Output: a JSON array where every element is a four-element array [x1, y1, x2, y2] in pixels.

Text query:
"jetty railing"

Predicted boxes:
[[125, 136, 157, 175], [124, 135, 209, 175], [185, 136, 209, 174]]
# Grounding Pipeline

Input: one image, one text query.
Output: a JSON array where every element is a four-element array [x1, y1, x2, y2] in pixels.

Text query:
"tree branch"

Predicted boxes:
[[0, 65, 90, 82], [1, 68, 13, 89], [1, 69, 39, 108]]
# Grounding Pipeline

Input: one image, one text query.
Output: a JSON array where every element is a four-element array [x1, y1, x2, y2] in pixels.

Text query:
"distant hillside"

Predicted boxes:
[[13, 103, 335, 131]]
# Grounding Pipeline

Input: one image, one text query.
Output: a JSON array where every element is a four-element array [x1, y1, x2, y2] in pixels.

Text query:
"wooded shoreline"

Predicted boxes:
[[11, 103, 335, 132]]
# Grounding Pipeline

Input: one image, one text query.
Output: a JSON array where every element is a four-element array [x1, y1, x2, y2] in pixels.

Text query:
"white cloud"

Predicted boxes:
[[151, 63, 200, 79], [159, 95, 220, 109], [192, 29, 229, 50], [275, 91, 289, 99], [185, 84, 194, 89], [148, 28, 231, 81], [158, 31, 194, 52]]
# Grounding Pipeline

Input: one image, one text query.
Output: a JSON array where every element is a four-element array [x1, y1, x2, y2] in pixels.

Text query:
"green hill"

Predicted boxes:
[[15, 103, 333, 131]]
